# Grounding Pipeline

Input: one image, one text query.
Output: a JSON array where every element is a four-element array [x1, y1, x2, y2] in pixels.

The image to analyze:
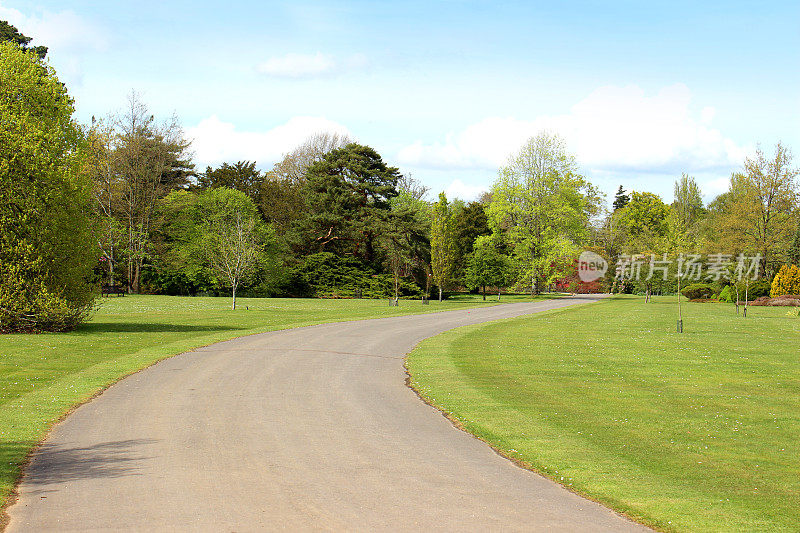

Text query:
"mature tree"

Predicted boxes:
[[391, 177, 432, 290], [451, 201, 491, 284], [430, 192, 456, 301], [465, 236, 510, 300], [617, 191, 670, 252], [200, 188, 274, 309], [377, 208, 418, 302], [268, 132, 351, 183], [301, 143, 400, 262], [666, 174, 705, 252], [613, 185, 630, 211], [0, 20, 47, 59], [112, 92, 192, 292], [488, 132, 600, 293], [711, 144, 798, 274], [198, 160, 262, 201], [0, 42, 96, 331], [84, 119, 123, 286], [789, 223, 800, 266]]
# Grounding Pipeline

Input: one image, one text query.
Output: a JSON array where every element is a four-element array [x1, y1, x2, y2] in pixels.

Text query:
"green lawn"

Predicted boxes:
[[0, 293, 549, 510], [406, 296, 800, 532]]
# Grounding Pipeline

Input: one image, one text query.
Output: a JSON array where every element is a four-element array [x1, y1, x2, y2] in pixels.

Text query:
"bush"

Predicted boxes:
[[748, 280, 772, 299], [287, 252, 422, 299], [681, 283, 715, 300], [771, 264, 800, 297], [718, 285, 734, 303]]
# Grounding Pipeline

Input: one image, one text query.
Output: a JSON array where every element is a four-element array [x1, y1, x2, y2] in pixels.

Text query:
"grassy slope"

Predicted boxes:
[[0, 293, 545, 507], [406, 296, 800, 532]]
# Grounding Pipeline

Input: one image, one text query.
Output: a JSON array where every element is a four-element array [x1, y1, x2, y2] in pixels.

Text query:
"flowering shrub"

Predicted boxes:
[[771, 264, 800, 297]]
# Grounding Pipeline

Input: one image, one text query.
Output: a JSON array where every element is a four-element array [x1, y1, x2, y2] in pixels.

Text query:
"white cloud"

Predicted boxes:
[[186, 115, 353, 167], [445, 179, 487, 201], [0, 4, 107, 52], [397, 84, 748, 176], [256, 52, 368, 78]]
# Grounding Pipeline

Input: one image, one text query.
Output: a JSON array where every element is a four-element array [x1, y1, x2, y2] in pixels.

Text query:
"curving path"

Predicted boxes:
[[8, 295, 649, 532]]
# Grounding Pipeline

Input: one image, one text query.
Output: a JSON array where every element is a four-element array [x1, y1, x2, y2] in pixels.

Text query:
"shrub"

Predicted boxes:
[[718, 285, 734, 303], [748, 280, 772, 299], [681, 283, 715, 300], [771, 264, 800, 297], [288, 252, 422, 299]]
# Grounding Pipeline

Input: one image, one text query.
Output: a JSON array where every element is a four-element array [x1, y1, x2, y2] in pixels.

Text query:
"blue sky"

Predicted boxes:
[[3, 1, 798, 204]]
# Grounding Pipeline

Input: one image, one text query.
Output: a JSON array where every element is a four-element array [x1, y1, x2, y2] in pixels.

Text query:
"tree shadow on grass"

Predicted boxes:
[[22, 439, 159, 486], [78, 323, 245, 334]]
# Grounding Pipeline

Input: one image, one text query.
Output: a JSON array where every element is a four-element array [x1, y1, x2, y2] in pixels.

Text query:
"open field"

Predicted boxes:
[[406, 295, 800, 532], [0, 293, 550, 508]]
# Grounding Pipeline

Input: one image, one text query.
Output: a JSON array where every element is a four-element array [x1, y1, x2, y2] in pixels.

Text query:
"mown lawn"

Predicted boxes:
[[0, 293, 546, 509], [406, 295, 800, 532]]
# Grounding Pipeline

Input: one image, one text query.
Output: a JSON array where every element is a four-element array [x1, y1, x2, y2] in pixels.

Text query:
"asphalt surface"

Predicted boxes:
[[8, 295, 649, 532]]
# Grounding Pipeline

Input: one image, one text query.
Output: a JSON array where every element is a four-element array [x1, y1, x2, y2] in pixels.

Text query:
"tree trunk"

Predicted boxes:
[[438, 286, 442, 302], [497, 287, 501, 301], [232, 284, 237, 310], [482, 285, 486, 301]]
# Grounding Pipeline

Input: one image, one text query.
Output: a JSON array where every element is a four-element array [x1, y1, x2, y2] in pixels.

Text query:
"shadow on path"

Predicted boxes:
[[25, 439, 158, 485]]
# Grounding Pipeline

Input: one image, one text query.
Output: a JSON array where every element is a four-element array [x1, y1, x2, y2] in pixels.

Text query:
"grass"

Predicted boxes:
[[0, 292, 550, 510], [406, 295, 800, 532]]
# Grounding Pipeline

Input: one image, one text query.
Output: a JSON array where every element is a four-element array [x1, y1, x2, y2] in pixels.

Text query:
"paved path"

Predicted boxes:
[[8, 295, 648, 532]]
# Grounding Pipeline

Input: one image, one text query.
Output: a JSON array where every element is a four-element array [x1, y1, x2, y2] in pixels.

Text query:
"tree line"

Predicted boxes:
[[2, 25, 798, 332]]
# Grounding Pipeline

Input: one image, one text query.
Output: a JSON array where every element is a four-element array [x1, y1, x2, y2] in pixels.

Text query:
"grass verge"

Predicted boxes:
[[0, 293, 550, 515], [406, 295, 800, 532]]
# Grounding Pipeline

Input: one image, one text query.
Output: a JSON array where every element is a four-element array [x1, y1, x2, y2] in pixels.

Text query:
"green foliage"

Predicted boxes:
[[612, 185, 629, 211], [718, 285, 734, 303], [301, 143, 400, 262], [680, 283, 714, 300], [0, 42, 97, 332], [747, 280, 772, 299], [0, 20, 47, 59], [617, 191, 670, 249], [488, 132, 600, 293], [198, 160, 262, 201], [430, 192, 456, 297], [465, 236, 510, 298], [770, 264, 800, 297], [149, 189, 277, 299], [451, 200, 490, 283], [289, 252, 421, 299]]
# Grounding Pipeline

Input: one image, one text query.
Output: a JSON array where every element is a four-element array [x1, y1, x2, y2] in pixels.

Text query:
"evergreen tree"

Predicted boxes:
[[0, 20, 47, 59], [613, 185, 630, 211]]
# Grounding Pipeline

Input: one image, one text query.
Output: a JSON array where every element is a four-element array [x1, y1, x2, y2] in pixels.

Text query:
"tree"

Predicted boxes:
[[268, 132, 351, 183], [198, 161, 262, 201], [617, 191, 670, 252], [668, 174, 704, 252], [712, 144, 798, 275], [488, 132, 600, 293], [613, 185, 630, 211], [430, 192, 456, 301], [200, 188, 274, 309], [0, 20, 47, 59], [112, 92, 192, 292], [301, 143, 400, 262], [377, 208, 417, 302], [451, 201, 491, 285], [0, 42, 97, 331], [789, 223, 800, 266], [465, 236, 510, 300]]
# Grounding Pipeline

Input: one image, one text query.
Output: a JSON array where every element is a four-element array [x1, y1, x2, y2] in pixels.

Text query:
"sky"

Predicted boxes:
[[2, 1, 799, 205]]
